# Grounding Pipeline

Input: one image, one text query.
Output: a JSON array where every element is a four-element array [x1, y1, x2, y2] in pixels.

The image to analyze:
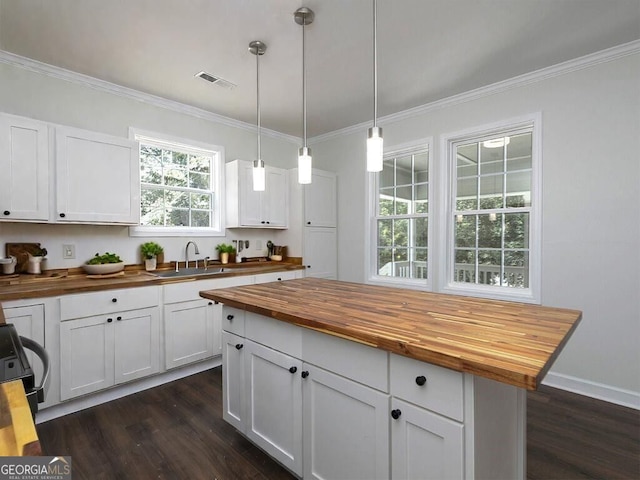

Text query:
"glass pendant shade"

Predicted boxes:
[[367, 126, 384, 172], [253, 159, 265, 191], [298, 147, 312, 184]]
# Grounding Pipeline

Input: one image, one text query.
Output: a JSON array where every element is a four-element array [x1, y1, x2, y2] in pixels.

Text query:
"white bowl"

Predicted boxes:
[[83, 262, 125, 275]]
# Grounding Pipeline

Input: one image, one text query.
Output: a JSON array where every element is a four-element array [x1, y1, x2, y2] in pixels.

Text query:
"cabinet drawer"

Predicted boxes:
[[253, 270, 298, 284], [222, 307, 245, 337], [245, 312, 302, 359], [164, 275, 251, 304], [60, 286, 160, 320], [390, 354, 463, 421], [302, 329, 388, 392]]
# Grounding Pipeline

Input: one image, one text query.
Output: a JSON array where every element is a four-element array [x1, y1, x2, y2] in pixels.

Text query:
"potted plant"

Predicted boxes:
[[27, 246, 48, 274], [140, 242, 164, 271], [216, 243, 236, 265]]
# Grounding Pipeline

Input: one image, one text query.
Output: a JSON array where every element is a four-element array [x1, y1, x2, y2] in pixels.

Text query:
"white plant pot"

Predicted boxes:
[[145, 257, 157, 271]]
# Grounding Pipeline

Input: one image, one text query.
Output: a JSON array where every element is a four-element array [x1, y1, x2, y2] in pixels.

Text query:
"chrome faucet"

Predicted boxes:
[[185, 241, 200, 269]]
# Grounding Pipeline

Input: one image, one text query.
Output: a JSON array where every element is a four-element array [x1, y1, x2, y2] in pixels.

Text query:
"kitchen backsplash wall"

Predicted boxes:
[[0, 222, 290, 269]]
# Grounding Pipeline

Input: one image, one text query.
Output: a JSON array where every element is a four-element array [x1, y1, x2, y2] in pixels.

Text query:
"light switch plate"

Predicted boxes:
[[63, 244, 75, 259]]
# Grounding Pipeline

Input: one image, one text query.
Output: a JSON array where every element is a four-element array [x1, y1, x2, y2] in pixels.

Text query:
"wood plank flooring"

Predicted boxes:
[[36, 367, 640, 480]]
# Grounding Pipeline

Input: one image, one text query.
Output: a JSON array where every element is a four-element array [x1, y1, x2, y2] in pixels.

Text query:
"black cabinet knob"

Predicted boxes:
[[301, 371, 309, 379], [261, 221, 266, 224], [415, 375, 427, 386], [306, 265, 311, 269], [235, 344, 243, 350], [277, 277, 282, 281], [59, 212, 66, 218], [391, 409, 402, 420], [112, 298, 117, 303], [266, 221, 270, 224], [107, 318, 113, 323], [227, 314, 234, 321], [3, 210, 9, 216], [116, 316, 122, 321], [289, 366, 298, 374], [307, 221, 311, 225], [208, 302, 213, 306]]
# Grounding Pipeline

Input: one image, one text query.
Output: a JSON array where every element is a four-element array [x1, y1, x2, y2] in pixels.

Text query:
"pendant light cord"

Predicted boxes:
[[303, 20, 308, 148], [256, 51, 261, 161], [373, 0, 378, 128]]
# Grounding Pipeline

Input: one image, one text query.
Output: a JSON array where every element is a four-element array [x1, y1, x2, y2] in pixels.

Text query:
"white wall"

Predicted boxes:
[[0, 60, 299, 266], [311, 50, 640, 405]]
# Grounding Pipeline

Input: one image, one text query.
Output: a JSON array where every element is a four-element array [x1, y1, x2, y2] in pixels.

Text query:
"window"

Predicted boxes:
[[373, 147, 429, 282], [130, 130, 224, 236]]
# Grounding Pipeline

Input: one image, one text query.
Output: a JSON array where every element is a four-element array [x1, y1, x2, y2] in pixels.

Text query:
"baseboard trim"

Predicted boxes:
[[36, 358, 221, 424], [542, 372, 640, 410]]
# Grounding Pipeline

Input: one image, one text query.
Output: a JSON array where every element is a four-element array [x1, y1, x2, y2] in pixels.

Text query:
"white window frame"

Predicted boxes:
[[366, 138, 433, 291], [438, 114, 542, 303], [128, 128, 225, 237]]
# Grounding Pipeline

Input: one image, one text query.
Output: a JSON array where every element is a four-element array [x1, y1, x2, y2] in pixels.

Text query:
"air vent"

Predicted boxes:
[[195, 71, 237, 90]]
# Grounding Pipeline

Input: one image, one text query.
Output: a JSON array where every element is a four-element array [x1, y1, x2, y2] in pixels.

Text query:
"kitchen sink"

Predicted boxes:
[[151, 267, 225, 278]]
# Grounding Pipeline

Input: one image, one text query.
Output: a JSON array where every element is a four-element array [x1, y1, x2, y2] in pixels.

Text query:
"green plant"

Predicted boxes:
[[87, 252, 122, 265], [140, 241, 164, 259], [215, 243, 236, 254], [33, 246, 48, 257]]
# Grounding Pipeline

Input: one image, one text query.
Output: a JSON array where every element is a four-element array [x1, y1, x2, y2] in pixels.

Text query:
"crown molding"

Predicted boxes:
[[0, 49, 301, 145], [310, 39, 640, 144]]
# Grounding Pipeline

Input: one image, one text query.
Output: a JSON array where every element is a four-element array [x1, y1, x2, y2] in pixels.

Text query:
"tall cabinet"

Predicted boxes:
[[302, 169, 337, 279]]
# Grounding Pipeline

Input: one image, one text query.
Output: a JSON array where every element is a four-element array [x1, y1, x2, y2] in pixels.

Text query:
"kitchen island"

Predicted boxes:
[[201, 278, 582, 480]]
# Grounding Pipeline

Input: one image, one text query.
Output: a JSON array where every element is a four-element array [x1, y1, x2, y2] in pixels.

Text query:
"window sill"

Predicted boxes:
[[129, 226, 225, 237]]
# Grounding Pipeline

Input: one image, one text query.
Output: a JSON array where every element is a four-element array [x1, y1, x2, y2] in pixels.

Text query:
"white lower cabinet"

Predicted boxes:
[[222, 331, 246, 432], [60, 306, 160, 400], [164, 300, 217, 369], [3, 303, 46, 388], [390, 398, 464, 480], [302, 363, 389, 480]]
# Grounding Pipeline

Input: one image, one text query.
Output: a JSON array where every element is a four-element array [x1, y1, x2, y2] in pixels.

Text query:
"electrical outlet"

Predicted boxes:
[[63, 244, 75, 259]]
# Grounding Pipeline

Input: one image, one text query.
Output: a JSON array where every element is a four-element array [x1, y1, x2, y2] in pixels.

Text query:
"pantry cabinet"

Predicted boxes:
[[0, 113, 50, 222], [55, 126, 140, 224], [226, 159, 288, 228], [304, 169, 337, 227]]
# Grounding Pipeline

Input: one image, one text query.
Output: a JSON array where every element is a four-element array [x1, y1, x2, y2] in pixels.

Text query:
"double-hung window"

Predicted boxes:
[[373, 146, 430, 284], [130, 130, 224, 236]]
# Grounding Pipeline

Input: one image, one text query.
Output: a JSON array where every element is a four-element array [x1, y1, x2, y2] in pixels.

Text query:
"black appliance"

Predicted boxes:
[[0, 323, 49, 417]]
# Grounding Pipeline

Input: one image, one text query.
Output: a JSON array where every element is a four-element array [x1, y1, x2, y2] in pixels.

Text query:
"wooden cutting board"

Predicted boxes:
[[5, 243, 45, 274]]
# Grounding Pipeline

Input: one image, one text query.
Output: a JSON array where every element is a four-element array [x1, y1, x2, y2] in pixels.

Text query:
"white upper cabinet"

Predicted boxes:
[[0, 113, 50, 222], [226, 159, 289, 228], [55, 126, 140, 224], [304, 169, 336, 227]]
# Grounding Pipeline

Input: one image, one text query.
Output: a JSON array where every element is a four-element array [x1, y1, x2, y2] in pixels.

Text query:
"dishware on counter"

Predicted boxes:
[[83, 262, 125, 275], [0, 256, 17, 274]]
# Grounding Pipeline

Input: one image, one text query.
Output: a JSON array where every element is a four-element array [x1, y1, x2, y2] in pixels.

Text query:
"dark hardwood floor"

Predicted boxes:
[[37, 368, 640, 480]]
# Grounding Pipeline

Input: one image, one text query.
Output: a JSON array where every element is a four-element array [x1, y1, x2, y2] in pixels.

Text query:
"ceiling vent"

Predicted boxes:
[[195, 71, 237, 90]]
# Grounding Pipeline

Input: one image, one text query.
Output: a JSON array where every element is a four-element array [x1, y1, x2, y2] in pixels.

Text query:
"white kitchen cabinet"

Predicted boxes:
[[304, 169, 336, 227], [59, 286, 161, 400], [303, 226, 337, 279], [226, 159, 288, 228], [390, 398, 464, 480], [302, 363, 389, 480], [245, 339, 303, 475], [3, 303, 46, 384], [0, 113, 50, 222], [222, 331, 246, 432], [55, 125, 140, 224], [253, 270, 302, 284], [164, 299, 216, 369], [59, 306, 160, 400]]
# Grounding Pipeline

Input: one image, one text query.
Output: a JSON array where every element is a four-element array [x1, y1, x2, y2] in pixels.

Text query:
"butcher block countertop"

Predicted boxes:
[[0, 263, 304, 302], [200, 278, 582, 390]]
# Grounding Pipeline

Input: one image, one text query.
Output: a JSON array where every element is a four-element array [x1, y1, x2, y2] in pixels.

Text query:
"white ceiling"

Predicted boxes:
[[1, 0, 638, 138]]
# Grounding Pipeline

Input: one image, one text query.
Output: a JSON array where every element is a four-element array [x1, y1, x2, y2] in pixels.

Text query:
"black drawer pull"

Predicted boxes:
[[107, 318, 113, 323], [59, 212, 66, 218], [116, 316, 122, 321], [415, 375, 427, 386], [289, 366, 297, 374], [227, 314, 234, 321], [235, 344, 243, 350], [301, 371, 309, 379], [3, 210, 9, 216], [112, 298, 117, 303], [391, 409, 402, 420]]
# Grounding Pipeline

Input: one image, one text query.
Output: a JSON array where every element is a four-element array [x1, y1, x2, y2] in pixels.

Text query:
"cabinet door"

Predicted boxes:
[[238, 160, 263, 226], [304, 170, 336, 227], [302, 364, 389, 480], [390, 398, 464, 480], [222, 331, 246, 433], [245, 340, 303, 476], [303, 226, 337, 279], [114, 307, 160, 384], [164, 300, 215, 369], [3, 304, 46, 383], [0, 114, 49, 221], [60, 315, 114, 400], [263, 167, 288, 227], [55, 126, 139, 224]]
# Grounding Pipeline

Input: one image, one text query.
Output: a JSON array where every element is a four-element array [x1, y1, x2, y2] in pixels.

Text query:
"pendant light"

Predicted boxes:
[[366, 0, 383, 172], [294, 7, 315, 185], [249, 40, 267, 191]]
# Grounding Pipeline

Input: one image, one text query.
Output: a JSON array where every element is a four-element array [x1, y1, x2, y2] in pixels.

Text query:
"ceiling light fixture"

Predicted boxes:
[[249, 40, 267, 191], [294, 7, 315, 185], [366, 0, 383, 172]]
